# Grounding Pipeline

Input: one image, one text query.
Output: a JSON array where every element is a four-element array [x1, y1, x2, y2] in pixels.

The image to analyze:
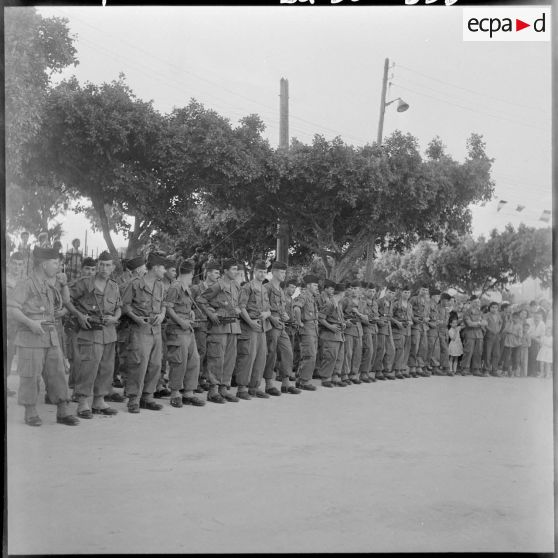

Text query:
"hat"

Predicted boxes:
[[367, 283, 376, 290], [222, 258, 237, 271], [179, 260, 194, 274], [82, 257, 97, 268], [164, 257, 176, 269], [430, 288, 441, 296], [334, 282, 346, 293], [127, 256, 145, 270], [302, 274, 319, 285], [401, 285, 411, 292], [385, 284, 396, 292], [285, 278, 299, 287], [147, 252, 168, 267], [10, 251, 24, 261], [440, 292, 451, 301], [501, 301, 510, 309], [254, 260, 267, 271], [324, 279, 336, 288], [271, 261, 287, 271], [350, 280, 361, 288], [98, 251, 112, 262], [205, 261, 220, 272], [33, 246, 59, 261]]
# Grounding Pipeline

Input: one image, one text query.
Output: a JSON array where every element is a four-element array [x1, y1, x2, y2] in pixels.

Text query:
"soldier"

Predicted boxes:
[[409, 285, 430, 377], [292, 275, 320, 391], [363, 283, 379, 382], [120, 252, 167, 413], [196, 259, 242, 404], [483, 301, 502, 376], [284, 278, 300, 380], [263, 262, 301, 395], [425, 289, 442, 374], [65, 251, 121, 418], [317, 279, 347, 387], [341, 281, 366, 384], [462, 295, 487, 376], [7, 246, 79, 426], [163, 260, 205, 408], [6, 252, 26, 395], [357, 281, 373, 383], [437, 293, 452, 376], [391, 286, 413, 379], [373, 285, 396, 380], [191, 261, 220, 393], [234, 260, 272, 399]]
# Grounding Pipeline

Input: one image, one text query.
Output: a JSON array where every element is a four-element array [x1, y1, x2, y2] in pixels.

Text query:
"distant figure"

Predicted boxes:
[[17, 231, 32, 275], [37, 231, 51, 248], [66, 238, 83, 282]]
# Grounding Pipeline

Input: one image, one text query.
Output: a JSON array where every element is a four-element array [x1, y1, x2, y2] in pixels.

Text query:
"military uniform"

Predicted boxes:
[[357, 296, 373, 381], [70, 275, 122, 401], [196, 278, 241, 388], [191, 279, 212, 386], [425, 300, 441, 372], [284, 290, 300, 376], [391, 298, 413, 376], [367, 297, 380, 379], [235, 279, 270, 390], [121, 276, 165, 406], [373, 296, 395, 378], [341, 295, 363, 382], [263, 281, 294, 382], [317, 293, 345, 383], [293, 289, 319, 385], [462, 305, 484, 375], [436, 303, 452, 373], [164, 282, 200, 394], [156, 275, 174, 392], [409, 295, 429, 373], [484, 312, 502, 374]]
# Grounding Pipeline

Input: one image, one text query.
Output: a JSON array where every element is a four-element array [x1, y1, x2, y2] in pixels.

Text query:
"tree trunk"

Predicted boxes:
[[91, 196, 118, 259]]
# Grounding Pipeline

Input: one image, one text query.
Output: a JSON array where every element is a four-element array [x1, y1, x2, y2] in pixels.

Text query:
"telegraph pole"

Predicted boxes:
[[277, 78, 290, 264]]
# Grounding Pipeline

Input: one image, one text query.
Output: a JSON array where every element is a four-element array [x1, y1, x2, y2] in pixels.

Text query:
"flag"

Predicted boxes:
[[515, 205, 525, 212], [540, 210, 551, 223], [497, 200, 508, 212]]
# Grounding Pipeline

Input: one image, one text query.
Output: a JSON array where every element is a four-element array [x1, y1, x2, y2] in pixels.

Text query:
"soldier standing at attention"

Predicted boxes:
[[373, 285, 396, 380], [234, 260, 272, 399], [164, 260, 205, 408], [357, 282, 373, 383], [425, 289, 442, 375], [341, 281, 366, 384], [191, 261, 221, 393], [196, 259, 242, 404], [436, 293, 452, 376], [293, 275, 320, 391], [120, 252, 167, 413], [409, 285, 430, 377], [263, 262, 301, 395], [284, 278, 300, 381], [65, 251, 121, 418], [391, 286, 413, 379], [7, 246, 79, 426], [363, 284, 379, 382], [462, 295, 487, 377]]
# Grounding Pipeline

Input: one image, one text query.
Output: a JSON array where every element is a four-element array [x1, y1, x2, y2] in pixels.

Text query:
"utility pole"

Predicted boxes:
[[277, 78, 290, 264]]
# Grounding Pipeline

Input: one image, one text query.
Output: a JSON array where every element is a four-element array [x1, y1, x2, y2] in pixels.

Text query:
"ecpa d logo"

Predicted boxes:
[[463, 7, 550, 42]]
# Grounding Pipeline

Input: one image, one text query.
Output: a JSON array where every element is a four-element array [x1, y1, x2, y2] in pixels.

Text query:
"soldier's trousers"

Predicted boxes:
[[373, 334, 395, 373], [157, 328, 169, 388], [126, 327, 162, 401], [264, 327, 293, 381], [437, 329, 449, 371], [67, 330, 79, 389], [206, 333, 237, 387], [167, 332, 200, 392], [235, 328, 267, 388], [426, 329, 440, 368], [484, 332, 500, 372], [318, 338, 344, 381], [461, 337, 483, 373], [409, 328, 427, 368], [297, 334, 318, 382], [116, 326, 130, 378], [343, 334, 363, 377], [359, 329, 374, 374], [194, 328, 208, 380], [74, 340, 115, 398], [393, 334, 411, 371], [16, 345, 69, 406]]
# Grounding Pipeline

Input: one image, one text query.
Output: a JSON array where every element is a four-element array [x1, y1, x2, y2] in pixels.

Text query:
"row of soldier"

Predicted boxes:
[[5, 246, 534, 427]]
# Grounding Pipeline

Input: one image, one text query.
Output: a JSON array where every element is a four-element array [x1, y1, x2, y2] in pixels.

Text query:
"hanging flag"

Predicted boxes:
[[515, 205, 525, 212], [497, 200, 508, 212], [540, 210, 551, 223]]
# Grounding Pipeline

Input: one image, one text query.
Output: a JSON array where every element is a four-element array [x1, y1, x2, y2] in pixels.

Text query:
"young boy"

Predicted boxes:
[[502, 311, 522, 377]]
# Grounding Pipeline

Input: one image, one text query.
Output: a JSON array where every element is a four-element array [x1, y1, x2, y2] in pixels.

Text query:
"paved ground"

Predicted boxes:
[[6, 373, 554, 554]]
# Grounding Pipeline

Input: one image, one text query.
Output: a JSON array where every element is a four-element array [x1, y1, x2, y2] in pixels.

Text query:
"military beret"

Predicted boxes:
[[127, 256, 145, 270], [33, 246, 59, 261], [285, 278, 299, 287], [386, 284, 397, 292], [222, 258, 237, 270], [430, 288, 441, 296], [500, 301, 510, 309], [324, 279, 336, 288], [164, 257, 177, 269], [147, 252, 168, 267], [205, 261, 220, 271], [82, 257, 97, 268], [98, 251, 112, 262], [334, 282, 346, 293], [401, 285, 411, 291], [254, 260, 267, 271], [350, 280, 361, 288], [367, 283, 376, 290], [271, 261, 287, 271], [440, 292, 452, 301], [179, 260, 194, 274], [10, 251, 24, 261], [420, 283, 429, 289], [302, 274, 319, 285]]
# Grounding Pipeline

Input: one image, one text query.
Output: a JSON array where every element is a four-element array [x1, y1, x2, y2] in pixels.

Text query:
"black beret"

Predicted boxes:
[[440, 292, 452, 301], [222, 258, 237, 270], [285, 278, 299, 287], [401, 285, 411, 291], [254, 260, 267, 271], [127, 256, 145, 270], [430, 288, 441, 296], [350, 280, 362, 288], [367, 283, 376, 290], [303, 274, 319, 285], [82, 257, 97, 268], [33, 246, 59, 261], [271, 261, 288, 271], [179, 260, 194, 274], [385, 285, 396, 292], [164, 258, 177, 269], [324, 279, 336, 288], [98, 251, 113, 262], [147, 252, 168, 267], [334, 282, 346, 293], [205, 261, 220, 271]]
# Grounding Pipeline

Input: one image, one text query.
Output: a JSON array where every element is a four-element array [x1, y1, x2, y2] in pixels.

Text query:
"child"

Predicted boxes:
[[484, 301, 502, 376], [448, 316, 463, 376], [502, 311, 522, 377], [537, 324, 553, 379], [518, 322, 531, 377]]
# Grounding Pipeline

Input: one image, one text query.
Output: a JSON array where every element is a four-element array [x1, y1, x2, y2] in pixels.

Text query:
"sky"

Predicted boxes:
[[30, 4, 551, 254]]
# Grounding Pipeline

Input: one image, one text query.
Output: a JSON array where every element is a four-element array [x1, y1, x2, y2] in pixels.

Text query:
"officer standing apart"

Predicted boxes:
[[65, 251, 121, 418], [196, 259, 242, 404], [8, 246, 79, 426], [120, 252, 167, 413], [293, 275, 320, 391]]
